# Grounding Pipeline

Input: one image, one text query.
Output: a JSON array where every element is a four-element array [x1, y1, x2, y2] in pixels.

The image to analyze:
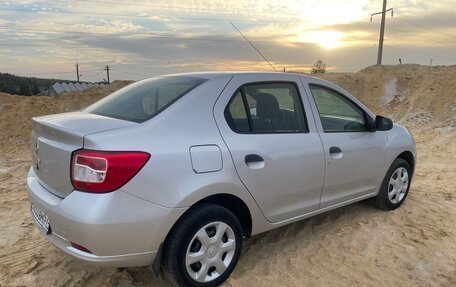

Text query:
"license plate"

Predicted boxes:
[[31, 203, 51, 234]]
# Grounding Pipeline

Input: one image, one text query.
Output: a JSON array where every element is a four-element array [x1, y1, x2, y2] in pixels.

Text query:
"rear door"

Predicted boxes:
[[302, 80, 386, 208], [214, 74, 325, 223]]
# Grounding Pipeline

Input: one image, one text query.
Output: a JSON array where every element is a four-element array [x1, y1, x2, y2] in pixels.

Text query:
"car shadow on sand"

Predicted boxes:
[[123, 200, 384, 286]]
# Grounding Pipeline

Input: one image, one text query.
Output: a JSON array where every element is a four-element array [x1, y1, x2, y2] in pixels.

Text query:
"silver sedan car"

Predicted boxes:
[[27, 72, 416, 287]]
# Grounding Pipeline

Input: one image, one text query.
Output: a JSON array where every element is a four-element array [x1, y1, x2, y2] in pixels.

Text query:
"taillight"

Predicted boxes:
[[71, 150, 150, 193]]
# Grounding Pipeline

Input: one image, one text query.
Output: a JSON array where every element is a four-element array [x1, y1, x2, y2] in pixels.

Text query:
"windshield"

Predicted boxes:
[[85, 76, 207, 123]]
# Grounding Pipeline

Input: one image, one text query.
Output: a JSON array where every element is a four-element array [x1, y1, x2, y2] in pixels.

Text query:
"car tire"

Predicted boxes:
[[370, 158, 412, 210], [163, 203, 243, 287]]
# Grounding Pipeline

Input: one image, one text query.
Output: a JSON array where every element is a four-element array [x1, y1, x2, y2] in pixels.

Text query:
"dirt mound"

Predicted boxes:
[[0, 81, 131, 151], [319, 64, 456, 127]]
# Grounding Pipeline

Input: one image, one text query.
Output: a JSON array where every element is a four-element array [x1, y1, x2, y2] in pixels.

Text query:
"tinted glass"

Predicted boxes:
[[85, 76, 207, 122], [225, 90, 250, 132], [243, 83, 306, 132], [225, 82, 307, 133], [309, 85, 366, 132]]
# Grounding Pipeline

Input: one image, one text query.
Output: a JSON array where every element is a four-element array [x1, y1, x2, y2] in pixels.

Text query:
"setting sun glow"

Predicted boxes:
[[298, 30, 344, 49]]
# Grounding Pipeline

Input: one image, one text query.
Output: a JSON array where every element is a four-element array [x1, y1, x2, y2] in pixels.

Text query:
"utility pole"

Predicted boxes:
[[377, 0, 387, 65], [76, 62, 80, 83], [371, 0, 393, 65], [75, 54, 80, 83], [104, 65, 110, 84]]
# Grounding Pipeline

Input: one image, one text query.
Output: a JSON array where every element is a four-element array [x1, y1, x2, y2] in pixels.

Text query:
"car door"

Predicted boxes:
[[302, 79, 387, 208], [214, 74, 325, 223]]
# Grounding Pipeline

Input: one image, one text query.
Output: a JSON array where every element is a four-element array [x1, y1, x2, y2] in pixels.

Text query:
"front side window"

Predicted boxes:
[[309, 85, 367, 132], [85, 76, 207, 123], [225, 82, 307, 133]]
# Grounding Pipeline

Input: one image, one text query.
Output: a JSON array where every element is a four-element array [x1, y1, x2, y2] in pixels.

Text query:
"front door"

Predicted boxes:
[[214, 74, 325, 223], [306, 84, 386, 208]]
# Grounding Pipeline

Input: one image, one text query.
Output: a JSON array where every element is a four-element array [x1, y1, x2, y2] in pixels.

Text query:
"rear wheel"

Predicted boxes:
[[371, 158, 412, 210], [163, 204, 243, 287]]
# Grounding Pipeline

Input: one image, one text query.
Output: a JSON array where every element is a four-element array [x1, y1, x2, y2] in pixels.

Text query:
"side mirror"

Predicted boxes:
[[375, 115, 393, 131]]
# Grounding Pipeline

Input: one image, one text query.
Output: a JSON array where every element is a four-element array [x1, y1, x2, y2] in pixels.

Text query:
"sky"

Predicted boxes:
[[0, 0, 455, 81]]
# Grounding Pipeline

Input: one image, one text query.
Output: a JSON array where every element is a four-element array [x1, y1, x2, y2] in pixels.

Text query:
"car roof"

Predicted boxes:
[[160, 71, 320, 81]]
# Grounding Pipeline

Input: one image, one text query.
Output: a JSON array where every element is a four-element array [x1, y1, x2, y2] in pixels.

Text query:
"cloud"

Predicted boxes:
[[0, 0, 455, 81]]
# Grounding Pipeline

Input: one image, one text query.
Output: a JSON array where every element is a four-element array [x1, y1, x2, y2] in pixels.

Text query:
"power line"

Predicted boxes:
[[392, 18, 455, 40], [77, 69, 103, 73], [0, 26, 318, 46], [92, 70, 105, 79], [78, 69, 105, 80], [110, 69, 150, 77], [369, 21, 456, 61], [74, 0, 305, 17], [370, 20, 448, 49], [17, 69, 102, 76], [0, 26, 249, 42], [435, 13, 456, 24], [18, 71, 76, 76], [0, 7, 295, 23], [18, 68, 166, 79], [0, 26, 181, 38], [383, 44, 456, 62]]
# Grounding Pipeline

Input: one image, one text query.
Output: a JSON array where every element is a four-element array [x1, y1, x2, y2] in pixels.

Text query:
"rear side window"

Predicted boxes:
[[225, 82, 308, 133], [226, 90, 250, 132], [85, 76, 207, 123]]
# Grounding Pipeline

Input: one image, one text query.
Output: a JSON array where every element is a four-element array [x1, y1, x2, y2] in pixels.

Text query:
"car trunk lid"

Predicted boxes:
[[32, 112, 136, 198]]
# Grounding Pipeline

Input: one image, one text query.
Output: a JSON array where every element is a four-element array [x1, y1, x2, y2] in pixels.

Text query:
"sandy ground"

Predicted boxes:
[[0, 65, 455, 286]]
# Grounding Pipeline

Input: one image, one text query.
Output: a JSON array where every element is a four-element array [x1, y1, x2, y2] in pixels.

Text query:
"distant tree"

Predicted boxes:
[[0, 72, 65, 96], [19, 82, 31, 96], [2, 84, 17, 95], [32, 82, 40, 95], [311, 60, 327, 74], [6, 85, 18, 95]]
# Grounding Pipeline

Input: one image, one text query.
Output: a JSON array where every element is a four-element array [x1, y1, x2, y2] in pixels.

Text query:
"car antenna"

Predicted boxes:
[[229, 21, 277, 72]]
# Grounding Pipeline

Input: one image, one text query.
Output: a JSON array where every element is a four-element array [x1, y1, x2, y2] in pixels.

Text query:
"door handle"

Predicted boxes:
[[329, 146, 343, 160], [245, 154, 265, 169], [245, 154, 264, 163], [329, 147, 342, 154]]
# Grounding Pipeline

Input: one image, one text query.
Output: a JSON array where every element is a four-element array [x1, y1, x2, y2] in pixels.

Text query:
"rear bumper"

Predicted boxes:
[[26, 167, 186, 267], [32, 228, 157, 267]]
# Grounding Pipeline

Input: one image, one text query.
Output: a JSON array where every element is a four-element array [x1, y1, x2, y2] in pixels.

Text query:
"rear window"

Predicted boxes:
[[85, 76, 207, 122]]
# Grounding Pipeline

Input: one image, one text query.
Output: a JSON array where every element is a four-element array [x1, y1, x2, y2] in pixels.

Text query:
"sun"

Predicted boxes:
[[298, 30, 344, 49]]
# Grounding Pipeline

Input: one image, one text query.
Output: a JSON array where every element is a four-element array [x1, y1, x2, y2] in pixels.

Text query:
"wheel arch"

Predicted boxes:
[[198, 193, 253, 237], [156, 193, 253, 275], [396, 150, 415, 175], [166, 193, 253, 241]]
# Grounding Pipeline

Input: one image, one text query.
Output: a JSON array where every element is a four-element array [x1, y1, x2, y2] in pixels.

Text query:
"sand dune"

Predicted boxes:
[[0, 65, 455, 286]]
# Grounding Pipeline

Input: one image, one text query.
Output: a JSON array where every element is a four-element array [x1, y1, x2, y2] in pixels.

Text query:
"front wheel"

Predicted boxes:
[[163, 204, 243, 287], [370, 158, 412, 210]]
